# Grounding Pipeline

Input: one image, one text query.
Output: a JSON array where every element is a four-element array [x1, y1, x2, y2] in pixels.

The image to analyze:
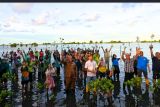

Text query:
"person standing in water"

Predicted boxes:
[[136, 48, 151, 86], [112, 54, 120, 81], [61, 53, 77, 94], [97, 57, 107, 78], [45, 64, 55, 94], [149, 44, 160, 85], [101, 45, 113, 71], [121, 47, 134, 90], [85, 54, 97, 93], [21, 61, 29, 92]]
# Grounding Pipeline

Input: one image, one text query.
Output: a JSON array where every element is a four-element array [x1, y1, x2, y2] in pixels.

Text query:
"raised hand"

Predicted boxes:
[[149, 44, 153, 49], [130, 48, 132, 51]]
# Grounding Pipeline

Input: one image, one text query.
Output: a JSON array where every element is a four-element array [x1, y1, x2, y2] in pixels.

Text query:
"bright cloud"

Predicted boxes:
[[10, 3, 34, 13]]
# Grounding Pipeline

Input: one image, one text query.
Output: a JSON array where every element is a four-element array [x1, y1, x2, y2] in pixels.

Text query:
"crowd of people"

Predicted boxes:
[[0, 44, 160, 97]]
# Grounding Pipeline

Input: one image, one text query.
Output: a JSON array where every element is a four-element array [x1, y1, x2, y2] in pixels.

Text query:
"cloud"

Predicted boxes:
[[85, 25, 92, 28], [121, 3, 137, 9], [32, 12, 49, 25], [10, 3, 33, 13], [85, 14, 100, 22], [1, 15, 35, 33], [3, 23, 11, 28], [32, 9, 61, 25], [7, 15, 20, 24]]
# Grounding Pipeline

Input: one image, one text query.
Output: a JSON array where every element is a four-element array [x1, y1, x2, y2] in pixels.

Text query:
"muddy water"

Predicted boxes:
[[7, 65, 160, 107], [1, 43, 160, 107]]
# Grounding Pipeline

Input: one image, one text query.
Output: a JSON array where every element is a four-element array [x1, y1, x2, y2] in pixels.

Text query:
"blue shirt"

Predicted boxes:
[[137, 56, 149, 71], [112, 58, 120, 66]]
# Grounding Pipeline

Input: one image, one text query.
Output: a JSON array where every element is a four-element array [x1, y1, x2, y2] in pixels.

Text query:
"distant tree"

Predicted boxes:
[[20, 43, 23, 47], [89, 40, 93, 44], [71, 42, 76, 44], [154, 40, 157, 42], [118, 40, 121, 43], [43, 43, 50, 45], [100, 40, 103, 44], [31, 42, 38, 47], [10, 43, 17, 47], [95, 41, 98, 44]]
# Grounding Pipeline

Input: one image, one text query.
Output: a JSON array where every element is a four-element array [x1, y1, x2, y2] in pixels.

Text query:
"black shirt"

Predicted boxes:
[[152, 57, 160, 73]]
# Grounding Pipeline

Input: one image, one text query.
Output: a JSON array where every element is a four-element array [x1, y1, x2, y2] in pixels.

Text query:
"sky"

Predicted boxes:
[[0, 3, 160, 44]]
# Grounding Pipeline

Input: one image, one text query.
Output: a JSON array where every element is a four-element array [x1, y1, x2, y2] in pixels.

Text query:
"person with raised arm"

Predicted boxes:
[[149, 44, 160, 85], [136, 47, 150, 86], [112, 54, 120, 81], [121, 47, 134, 89], [101, 45, 113, 70]]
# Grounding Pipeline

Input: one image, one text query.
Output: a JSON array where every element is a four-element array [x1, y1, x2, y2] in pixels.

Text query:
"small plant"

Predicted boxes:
[[37, 82, 44, 92], [50, 93, 56, 101], [124, 77, 142, 88], [150, 79, 160, 92], [2, 72, 17, 82], [87, 78, 114, 96], [0, 90, 12, 103]]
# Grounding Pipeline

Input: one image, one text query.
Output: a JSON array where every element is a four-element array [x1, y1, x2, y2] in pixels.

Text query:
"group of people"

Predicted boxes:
[[0, 44, 160, 96]]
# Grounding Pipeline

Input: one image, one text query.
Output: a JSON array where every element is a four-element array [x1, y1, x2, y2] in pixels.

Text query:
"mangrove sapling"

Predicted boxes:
[[125, 77, 144, 106], [0, 90, 12, 106], [150, 79, 160, 93], [87, 78, 114, 106], [124, 77, 142, 88], [50, 93, 56, 102], [37, 82, 45, 106]]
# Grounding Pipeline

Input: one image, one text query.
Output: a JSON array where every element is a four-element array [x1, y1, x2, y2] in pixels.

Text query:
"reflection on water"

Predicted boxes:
[[1, 43, 160, 107], [5, 67, 160, 107]]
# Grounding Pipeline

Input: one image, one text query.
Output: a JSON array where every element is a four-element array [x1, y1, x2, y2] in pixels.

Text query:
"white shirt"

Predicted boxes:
[[85, 60, 97, 77]]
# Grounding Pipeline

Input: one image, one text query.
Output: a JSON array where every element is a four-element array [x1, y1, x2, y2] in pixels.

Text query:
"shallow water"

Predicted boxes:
[[3, 66, 158, 107], [1, 43, 160, 107]]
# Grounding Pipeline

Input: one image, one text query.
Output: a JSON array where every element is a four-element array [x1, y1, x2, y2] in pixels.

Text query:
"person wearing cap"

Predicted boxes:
[[85, 54, 97, 93], [121, 47, 134, 90], [136, 48, 150, 86]]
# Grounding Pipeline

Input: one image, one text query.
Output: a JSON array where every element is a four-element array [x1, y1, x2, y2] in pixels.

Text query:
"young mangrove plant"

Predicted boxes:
[[124, 77, 142, 88], [87, 78, 114, 96]]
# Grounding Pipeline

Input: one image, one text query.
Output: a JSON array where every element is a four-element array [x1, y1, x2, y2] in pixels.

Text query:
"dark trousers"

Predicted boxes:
[[99, 72, 106, 78], [56, 67, 60, 76], [113, 65, 120, 81], [124, 72, 134, 82]]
